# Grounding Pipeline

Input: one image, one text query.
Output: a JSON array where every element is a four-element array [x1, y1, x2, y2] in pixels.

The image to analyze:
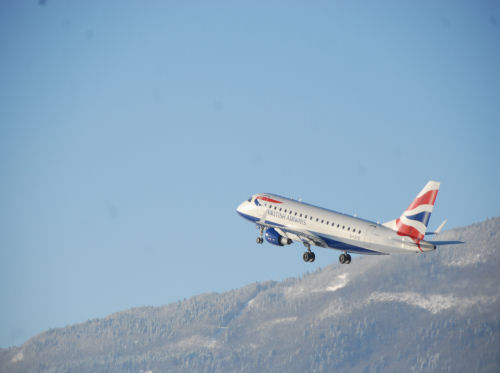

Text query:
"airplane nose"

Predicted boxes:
[[237, 200, 253, 216], [236, 201, 246, 214]]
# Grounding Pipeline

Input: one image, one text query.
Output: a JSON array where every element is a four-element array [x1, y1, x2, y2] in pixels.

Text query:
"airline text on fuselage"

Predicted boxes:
[[267, 208, 307, 226]]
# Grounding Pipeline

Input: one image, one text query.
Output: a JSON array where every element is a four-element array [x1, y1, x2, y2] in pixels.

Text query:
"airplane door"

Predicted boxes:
[[364, 224, 380, 243]]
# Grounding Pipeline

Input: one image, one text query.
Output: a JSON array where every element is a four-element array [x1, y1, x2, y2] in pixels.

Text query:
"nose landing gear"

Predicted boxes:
[[256, 225, 264, 244]]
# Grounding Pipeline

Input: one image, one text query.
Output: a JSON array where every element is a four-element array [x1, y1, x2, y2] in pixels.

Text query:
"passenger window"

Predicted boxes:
[[305, 215, 308, 219], [342, 226, 345, 229], [300, 213, 302, 217], [316, 218, 319, 222], [321, 219, 324, 223], [295, 212, 297, 216], [359, 230, 362, 234], [348, 227, 350, 231], [310, 217, 313, 220]]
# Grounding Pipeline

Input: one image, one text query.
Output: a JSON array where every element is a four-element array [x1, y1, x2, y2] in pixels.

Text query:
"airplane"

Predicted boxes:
[[236, 181, 462, 264]]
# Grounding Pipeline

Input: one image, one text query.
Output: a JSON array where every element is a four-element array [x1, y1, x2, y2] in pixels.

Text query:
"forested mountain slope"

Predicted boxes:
[[2, 217, 499, 372]]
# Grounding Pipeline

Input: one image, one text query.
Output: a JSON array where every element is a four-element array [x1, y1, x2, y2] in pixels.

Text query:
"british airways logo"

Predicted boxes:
[[267, 208, 307, 226], [257, 196, 282, 204], [255, 196, 282, 207]]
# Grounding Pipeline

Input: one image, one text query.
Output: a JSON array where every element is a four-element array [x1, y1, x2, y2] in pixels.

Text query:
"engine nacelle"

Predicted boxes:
[[265, 228, 292, 246]]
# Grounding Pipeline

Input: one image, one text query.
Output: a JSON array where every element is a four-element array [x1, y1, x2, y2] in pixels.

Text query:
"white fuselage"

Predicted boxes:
[[237, 193, 436, 255]]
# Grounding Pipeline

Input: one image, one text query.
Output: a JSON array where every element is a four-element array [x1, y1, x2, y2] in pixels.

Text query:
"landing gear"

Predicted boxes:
[[256, 225, 264, 244], [303, 251, 315, 262], [339, 253, 351, 264], [302, 242, 315, 263]]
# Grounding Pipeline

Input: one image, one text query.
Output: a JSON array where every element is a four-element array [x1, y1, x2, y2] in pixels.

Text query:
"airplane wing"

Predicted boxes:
[[275, 227, 328, 248]]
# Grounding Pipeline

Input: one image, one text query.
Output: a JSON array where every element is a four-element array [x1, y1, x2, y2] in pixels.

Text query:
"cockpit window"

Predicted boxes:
[[247, 197, 252, 202]]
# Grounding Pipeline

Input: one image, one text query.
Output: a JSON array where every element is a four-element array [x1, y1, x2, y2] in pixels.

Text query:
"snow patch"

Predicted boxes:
[[284, 285, 306, 300], [175, 335, 216, 349], [284, 273, 349, 299], [259, 317, 297, 330], [319, 301, 346, 319], [368, 292, 495, 314], [268, 316, 296, 326], [325, 273, 349, 292], [446, 253, 485, 267], [11, 351, 23, 363]]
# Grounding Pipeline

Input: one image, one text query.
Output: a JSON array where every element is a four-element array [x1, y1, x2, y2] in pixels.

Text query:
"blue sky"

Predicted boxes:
[[1, 1, 499, 347]]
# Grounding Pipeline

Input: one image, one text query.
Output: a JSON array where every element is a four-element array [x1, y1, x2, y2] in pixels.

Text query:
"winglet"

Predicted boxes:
[[426, 219, 447, 236], [435, 219, 447, 234]]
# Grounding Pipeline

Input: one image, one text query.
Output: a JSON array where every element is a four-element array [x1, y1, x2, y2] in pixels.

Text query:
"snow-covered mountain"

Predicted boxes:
[[1, 217, 499, 372]]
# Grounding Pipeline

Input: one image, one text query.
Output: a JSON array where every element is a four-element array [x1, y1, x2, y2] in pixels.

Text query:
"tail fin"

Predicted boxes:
[[383, 181, 440, 240]]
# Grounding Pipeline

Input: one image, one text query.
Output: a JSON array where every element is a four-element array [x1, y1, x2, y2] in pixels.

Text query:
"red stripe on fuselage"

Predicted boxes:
[[257, 196, 282, 204], [406, 189, 438, 211]]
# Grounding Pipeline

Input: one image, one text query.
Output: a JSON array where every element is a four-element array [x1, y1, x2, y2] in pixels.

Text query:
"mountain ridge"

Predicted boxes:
[[1, 217, 499, 372]]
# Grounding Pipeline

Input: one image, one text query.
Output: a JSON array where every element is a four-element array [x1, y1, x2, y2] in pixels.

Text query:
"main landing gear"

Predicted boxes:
[[339, 252, 351, 264], [302, 242, 315, 263], [256, 225, 264, 244]]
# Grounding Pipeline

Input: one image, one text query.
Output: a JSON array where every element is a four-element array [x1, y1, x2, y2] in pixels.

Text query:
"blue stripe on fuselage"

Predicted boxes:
[[266, 223, 384, 255], [264, 220, 285, 227], [316, 233, 385, 255]]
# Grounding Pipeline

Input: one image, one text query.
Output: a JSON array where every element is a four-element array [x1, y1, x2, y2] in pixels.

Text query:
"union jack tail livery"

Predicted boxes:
[[384, 181, 440, 241]]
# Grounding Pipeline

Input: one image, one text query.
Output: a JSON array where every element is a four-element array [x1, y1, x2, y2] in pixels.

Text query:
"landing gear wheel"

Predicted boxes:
[[303, 251, 316, 263], [256, 237, 264, 244], [339, 253, 351, 264], [303, 251, 311, 262], [309, 252, 316, 263]]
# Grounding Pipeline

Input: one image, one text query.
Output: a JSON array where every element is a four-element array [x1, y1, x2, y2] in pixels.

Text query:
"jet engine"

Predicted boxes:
[[265, 228, 292, 246]]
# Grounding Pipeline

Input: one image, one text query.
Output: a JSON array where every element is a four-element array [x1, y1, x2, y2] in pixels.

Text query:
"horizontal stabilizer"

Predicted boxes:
[[427, 240, 464, 246]]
